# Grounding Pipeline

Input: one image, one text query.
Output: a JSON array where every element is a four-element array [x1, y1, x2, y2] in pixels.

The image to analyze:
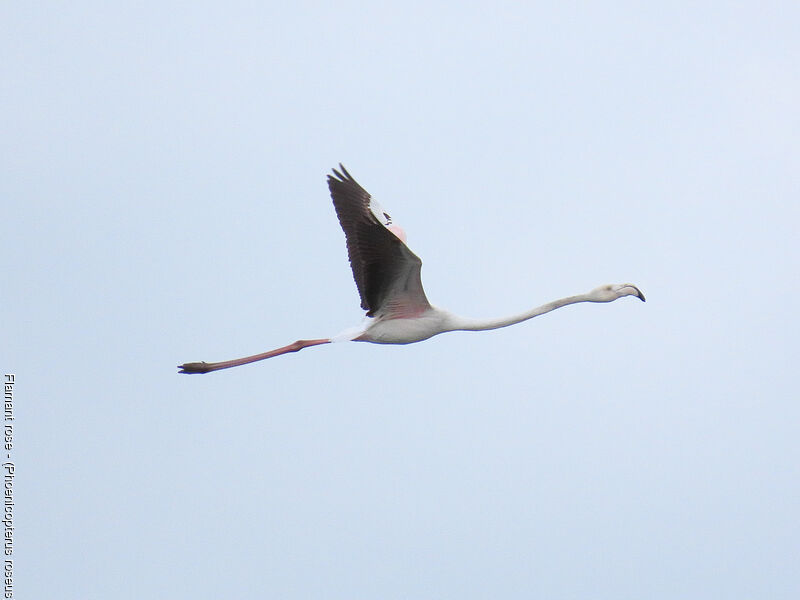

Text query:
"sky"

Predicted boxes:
[[2, 2, 799, 598]]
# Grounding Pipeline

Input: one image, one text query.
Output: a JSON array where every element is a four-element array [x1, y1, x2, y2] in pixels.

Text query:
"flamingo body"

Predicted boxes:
[[354, 307, 452, 344]]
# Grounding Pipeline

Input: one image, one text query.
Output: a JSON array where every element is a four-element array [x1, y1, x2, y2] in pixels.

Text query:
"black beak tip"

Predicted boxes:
[[637, 289, 646, 302]]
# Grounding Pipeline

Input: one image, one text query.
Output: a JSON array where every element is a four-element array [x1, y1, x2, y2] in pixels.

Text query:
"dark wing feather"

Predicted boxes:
[[327, 164, 430, 318]]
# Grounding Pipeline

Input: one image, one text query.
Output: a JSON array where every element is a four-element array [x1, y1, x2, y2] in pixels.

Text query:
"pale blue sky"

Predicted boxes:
[[3, 2, 799, 599]]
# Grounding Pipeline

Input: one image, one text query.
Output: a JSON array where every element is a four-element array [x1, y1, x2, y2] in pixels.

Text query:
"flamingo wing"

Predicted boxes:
[[327, 164, 431, 318]]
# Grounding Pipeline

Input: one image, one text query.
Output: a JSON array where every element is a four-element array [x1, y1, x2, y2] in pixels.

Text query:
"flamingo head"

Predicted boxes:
[[589, 283, 646, 303]]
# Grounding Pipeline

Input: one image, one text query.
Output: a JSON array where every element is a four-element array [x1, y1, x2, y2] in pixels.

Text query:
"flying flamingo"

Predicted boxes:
[[179, 165, 644, 374]]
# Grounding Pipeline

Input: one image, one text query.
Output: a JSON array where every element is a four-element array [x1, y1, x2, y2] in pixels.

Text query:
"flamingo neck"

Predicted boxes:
[[446, 294, 593, 332]]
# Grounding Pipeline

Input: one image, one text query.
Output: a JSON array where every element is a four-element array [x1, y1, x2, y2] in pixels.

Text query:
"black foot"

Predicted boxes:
[[178, 362, 211, 374]]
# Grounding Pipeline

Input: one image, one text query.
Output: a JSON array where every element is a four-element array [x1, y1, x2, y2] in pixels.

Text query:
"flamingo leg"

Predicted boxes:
[[178, 338, 330, 374]]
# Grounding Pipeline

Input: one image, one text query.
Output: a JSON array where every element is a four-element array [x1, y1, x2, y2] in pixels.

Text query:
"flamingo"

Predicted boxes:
[[179, 165, 644, 374]]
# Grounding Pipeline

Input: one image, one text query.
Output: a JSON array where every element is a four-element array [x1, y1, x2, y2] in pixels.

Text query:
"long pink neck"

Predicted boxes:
[[446, 294, 593, 332]]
